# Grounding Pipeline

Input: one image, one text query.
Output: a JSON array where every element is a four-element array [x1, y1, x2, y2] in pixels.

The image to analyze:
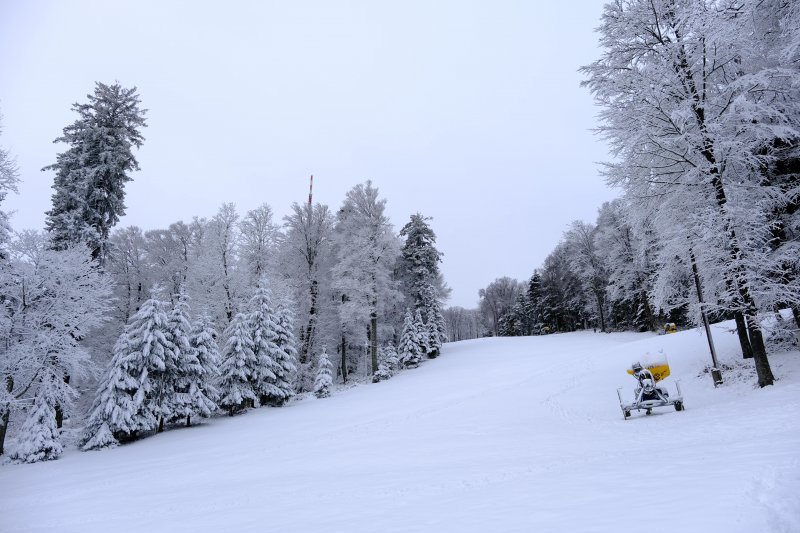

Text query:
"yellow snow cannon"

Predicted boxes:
[[617, 355, 684, 419], [664, 323, 677, 334]]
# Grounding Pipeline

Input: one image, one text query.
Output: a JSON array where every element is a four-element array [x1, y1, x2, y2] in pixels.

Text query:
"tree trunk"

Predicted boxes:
[[55, 374, 71, 429], [0, 376, 13, 455], [745, 311, 775, 387], [301, 280, 319, 364], [370, 313, 378, 375], [186, 415, 191, 427], [734, 311, 753, 359], [792, 306, 800, 329], [340, 335, 347, 384], [157, 417, 164, 433]]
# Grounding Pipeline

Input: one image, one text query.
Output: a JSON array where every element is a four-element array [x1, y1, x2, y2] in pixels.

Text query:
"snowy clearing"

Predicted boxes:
[[2, 323, 799, 533]]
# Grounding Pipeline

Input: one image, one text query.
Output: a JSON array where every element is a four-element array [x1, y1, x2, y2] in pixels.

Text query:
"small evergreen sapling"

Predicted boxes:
[[314, 346, 333, 399], [273, 301, 298, 402]]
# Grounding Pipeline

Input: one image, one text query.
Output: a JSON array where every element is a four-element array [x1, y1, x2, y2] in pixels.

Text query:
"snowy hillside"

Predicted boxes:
[[2, 323, 799, 533]]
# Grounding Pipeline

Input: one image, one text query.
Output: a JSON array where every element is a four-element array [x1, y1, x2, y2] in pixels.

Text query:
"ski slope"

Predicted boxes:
[[2, 323, 799, 533]]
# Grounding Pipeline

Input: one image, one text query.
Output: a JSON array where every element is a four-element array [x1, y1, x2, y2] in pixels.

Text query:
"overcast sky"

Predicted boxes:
[[0, 0, 618, 308]]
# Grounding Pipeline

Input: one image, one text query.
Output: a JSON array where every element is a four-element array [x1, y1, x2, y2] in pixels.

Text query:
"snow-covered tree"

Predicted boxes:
[[9, 389, 61, 463], [217, 312, 258, 416], [581, 0, 800, 386], [82, 295, 172, 449], [398, 309, 423, 368], [247, 281, 293, 407], [240, 204, 279, 283], [279, 201, 335, 368], [313, 345, 333, 399], [184, 314, 221, 424], [332, 181, 402, 376], [414, 308, 430, 357], [478, 277, 523, 336], [274, 300, 299, 394], [0, 111, 19, 257], [0, 236, 112, 458], [43, 82, 147, 264], [564, 221, 609, 332]]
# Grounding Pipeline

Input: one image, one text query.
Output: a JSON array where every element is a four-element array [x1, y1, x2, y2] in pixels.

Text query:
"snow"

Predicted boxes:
[[2, 322, 799, 532]]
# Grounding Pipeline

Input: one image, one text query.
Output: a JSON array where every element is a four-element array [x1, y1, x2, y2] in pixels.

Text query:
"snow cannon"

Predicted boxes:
[[616, 353, 684, 420]]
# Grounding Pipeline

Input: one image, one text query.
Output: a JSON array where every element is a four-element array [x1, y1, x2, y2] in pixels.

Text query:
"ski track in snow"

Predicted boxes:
[[1, 323, 799, 533]]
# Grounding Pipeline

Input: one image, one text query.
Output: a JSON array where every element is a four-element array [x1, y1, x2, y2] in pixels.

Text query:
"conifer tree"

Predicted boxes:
[[398, 309, 423, 368], [44, 82, 147, 264], [274, 301, 299, 397], [82, 297, 171, 449], [247, 282, 286, 406], [314, 346, 333, 399], [185, 315, 221, 424], [9, 390, 62, 463], [414, 308, 430, 357], [217, 312, 258, 416]]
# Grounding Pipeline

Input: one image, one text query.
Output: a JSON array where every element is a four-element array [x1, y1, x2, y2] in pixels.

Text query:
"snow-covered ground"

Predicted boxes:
[[2, 323, 799, 533]]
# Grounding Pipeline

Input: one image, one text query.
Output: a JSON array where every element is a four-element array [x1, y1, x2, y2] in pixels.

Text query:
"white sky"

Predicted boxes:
[[0, 0, 618, 309]]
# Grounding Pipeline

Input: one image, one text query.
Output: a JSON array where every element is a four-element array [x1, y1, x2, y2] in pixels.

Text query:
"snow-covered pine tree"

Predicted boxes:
[[185, 314, 221, 424], [247, 282, 284, 406], [274, 300, 299, 399], [82, 296, 172, 449], [9, 387, 61, 463], [398, 309, 423, 368], [43, 82, 147, 264], [165, 293, 212, 428], [217, 312, 258, 416], [380, 343, 400, 372], [414, 308, 431, 357], [314, 346, 333, 399]]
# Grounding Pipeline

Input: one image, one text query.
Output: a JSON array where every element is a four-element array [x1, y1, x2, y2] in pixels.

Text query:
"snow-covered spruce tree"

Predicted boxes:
[[380, 343, 400, 373], [217, 312, 258, 416], [414, 308, 430, 357], [82, 295, 173, 449], [398, 214, 449, 351], [274, 300, 299, 395], [581, 0, 800, 386], [1, 235, 112, 458], [314, 346, 333, 399], [43, 82, 147, 264], [331, 181, 402, 376], [9, 388, 61, 463], [398, 309, 423, 368], [184, 315, 221, 424], [247, 281, 293, 407], [165, 293, 218, 428]]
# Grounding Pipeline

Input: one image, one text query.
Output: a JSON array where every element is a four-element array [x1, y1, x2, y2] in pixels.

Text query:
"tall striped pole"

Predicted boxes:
[[308, 174, 313, 207]]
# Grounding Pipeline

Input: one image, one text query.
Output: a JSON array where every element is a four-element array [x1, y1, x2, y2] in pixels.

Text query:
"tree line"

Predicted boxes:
[[456, 0, 799, 391], [0, 84, 448, 463]]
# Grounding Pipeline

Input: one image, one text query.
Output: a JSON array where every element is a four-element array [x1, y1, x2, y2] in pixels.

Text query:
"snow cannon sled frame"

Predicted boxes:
[[616, 359, 684, 420]]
